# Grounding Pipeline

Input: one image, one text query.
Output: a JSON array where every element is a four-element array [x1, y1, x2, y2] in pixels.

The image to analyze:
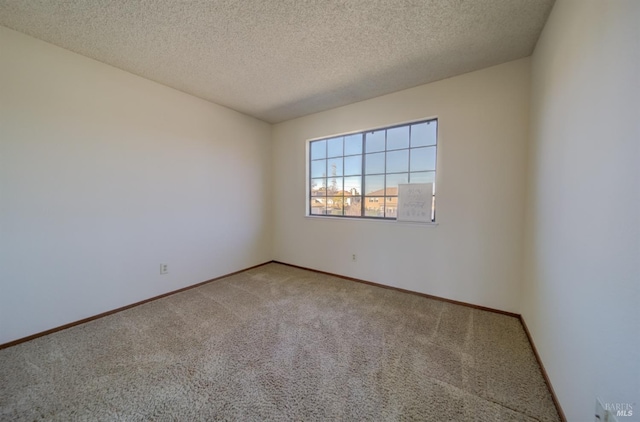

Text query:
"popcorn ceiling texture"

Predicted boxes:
[[0, 0, 554, 123], [0, 264, 560, 421]]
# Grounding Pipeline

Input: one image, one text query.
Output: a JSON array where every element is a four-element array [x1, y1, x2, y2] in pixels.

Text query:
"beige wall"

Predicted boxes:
[[272, 59, 531, 313], [0, 27, 273, 344], [523, 1, 640, 420]]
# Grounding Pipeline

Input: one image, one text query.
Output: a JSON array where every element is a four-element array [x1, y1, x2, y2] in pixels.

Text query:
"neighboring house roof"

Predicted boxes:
[[366, 187, 398, 196]]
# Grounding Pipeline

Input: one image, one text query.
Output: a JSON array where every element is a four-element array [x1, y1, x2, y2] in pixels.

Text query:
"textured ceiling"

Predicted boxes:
[[0, 0, 554, 123]]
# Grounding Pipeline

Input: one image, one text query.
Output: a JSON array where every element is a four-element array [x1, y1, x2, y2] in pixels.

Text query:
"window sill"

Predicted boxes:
[[304, 215, 438, 227]]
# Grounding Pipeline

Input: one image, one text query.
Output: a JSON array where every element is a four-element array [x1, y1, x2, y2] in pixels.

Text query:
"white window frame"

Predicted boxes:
[[306, 118, 438, 222]]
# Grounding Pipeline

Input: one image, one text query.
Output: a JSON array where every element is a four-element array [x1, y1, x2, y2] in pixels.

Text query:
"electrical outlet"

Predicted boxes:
[[352, 254, 357, 262], [160, 263, 169, 275]]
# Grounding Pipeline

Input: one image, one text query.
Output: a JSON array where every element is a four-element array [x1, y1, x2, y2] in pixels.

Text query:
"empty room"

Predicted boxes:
[[0, 0, 638, 421]]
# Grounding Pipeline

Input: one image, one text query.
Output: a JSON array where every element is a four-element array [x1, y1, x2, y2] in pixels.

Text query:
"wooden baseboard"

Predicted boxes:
[[0, 261, 272, 350], [519, 316, 567, 422], [273, 260, 520, 318]]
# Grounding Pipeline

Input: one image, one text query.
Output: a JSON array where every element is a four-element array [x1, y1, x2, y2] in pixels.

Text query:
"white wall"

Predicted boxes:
[[0, 27, 272, 344], [523, 1, 640, 421], [272, 59, 530, 313]]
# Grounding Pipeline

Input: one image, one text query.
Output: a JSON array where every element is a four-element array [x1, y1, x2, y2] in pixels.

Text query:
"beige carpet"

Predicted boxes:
[[0, 263, 560, 421]]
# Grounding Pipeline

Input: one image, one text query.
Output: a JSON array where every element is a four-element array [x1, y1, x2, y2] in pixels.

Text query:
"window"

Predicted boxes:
[[308, 119, 437, 221]]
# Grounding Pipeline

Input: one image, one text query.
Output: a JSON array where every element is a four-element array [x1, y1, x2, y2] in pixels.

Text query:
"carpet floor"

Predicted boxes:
[[0, 263, 560, 421]]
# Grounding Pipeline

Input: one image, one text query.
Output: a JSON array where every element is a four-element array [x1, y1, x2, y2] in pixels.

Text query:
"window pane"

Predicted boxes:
[[327, 197, 344, 215], [327, 137, 343, 158], [327, 176, 343, 195], [310, 197, 326, 215], [327, 157, 343, 177], [344, 134, 362, 155], [364, 175, 384, 196], [385, 173, 408, 195], [344, 196, 362, 217], [409, 171, 435, 185], [345, 175, 361, 216], [344, 176, 361, 196], [311, 140, 326, 159], [311, 159, 326, 178], [385, 197, 398, 218], [364, 197, 384, 217], [387, 126, 409, 150], [310, 178, 327, 196], [410, 146, 436, 171], [411, 121, 437, 147], [365, 130, 385, 153], [365, 152, 385, 174], [386, 149, 408, 173], [344, 155, 362, 176]]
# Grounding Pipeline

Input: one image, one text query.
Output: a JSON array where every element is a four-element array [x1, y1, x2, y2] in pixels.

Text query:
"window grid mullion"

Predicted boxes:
[[360, 133, 366, 217], [309, 118, 436, 221], [383, 129, 388, 218], [408, 125, 412, 183], [325, 141, 328, 214]]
